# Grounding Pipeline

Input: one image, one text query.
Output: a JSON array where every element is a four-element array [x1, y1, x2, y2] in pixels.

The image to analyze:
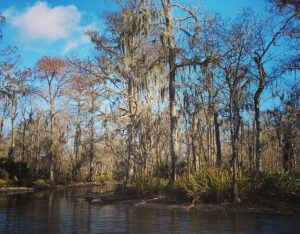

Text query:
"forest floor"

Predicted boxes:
[[84, 191, 300, 216]]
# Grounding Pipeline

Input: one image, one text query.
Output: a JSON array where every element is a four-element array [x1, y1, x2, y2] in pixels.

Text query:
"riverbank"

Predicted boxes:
[[84, 191, 300, 216], [0, 181, 107, 195], [0, 187, 34, 195]]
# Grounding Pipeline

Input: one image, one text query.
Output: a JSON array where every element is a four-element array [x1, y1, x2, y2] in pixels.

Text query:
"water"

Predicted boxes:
[[0, 187, 299, 233]]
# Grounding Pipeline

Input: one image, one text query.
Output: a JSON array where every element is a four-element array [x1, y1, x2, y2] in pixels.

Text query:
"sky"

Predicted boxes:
[[0, 0, 269, 68]]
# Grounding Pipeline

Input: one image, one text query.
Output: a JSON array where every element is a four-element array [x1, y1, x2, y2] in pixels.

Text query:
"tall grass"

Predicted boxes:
[[176, 169, 300, 204], [119, 169, 300, 204], [124, 176, 169, 198], [176, 168, 242, 203]]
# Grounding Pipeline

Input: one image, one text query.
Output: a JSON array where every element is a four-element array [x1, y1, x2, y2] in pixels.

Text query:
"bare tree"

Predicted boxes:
[[35, 57, 70, 183]]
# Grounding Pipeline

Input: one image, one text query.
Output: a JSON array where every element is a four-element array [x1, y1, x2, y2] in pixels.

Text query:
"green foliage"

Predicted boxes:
[[153, 163, 170, 179], [124, 176, 168, 198], [248, 171, 300, 202], [95, 173, 111, 183], [0, 168, 9, 179], [173, 169, 299, 204], [153, 160, 191, 179], [177, 160, 191, 176], [176, 168, 247, 203], [32, 179, 48, 186], [0, 157, 32, 185], [55, 172, 71, 185], [0, 178, 9, 186]]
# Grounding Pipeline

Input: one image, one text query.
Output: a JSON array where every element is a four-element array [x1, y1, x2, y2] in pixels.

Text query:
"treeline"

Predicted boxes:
[[0, 1, 299, 201]]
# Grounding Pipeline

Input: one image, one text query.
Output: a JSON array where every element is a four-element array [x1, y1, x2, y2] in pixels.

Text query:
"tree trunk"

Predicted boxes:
[[22, 121, 26, 162], [8, 91, 17, 160], [232, 128, 241, 203], [231, 99, 241, 204], [254, 96, 262, 173], [127, 78, 134, 183], [169, 58, 178, 182], [49, 161, 55, 184], [254, 60, 266, 174], [73, 100, 82, 181], [214, 111, 222, 167], [161, 0, 178, 183], [283, 124, 293, 171], [191, 114, 197, 171], [49, 95, 55, 184], [88, 96, 96, 183], [0, 117, 4, 139]]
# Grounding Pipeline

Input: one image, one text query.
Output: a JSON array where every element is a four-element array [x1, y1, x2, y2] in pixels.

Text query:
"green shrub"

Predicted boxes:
[[0, 178, 9, 186], [95, 173, 112, 183], [32, 179, 49, 186], [0, 168, 9, 179], [0, 157, 32, 185], [153, 163, 170, 179], [55, 172, 71, 185], [116, 170, 300, 204], [176, 168, 247, 203], [124, 176, 168, 198], [248, 171, 300, 202]]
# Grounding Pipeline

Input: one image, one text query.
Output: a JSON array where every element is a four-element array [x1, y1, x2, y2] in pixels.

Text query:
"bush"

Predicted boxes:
[[116, 169, 300, 204], [32, 179, 49, 186], [124, 176, 168, 198], [176, 168, 247, 203], [0, 157, 32, 185], [0, 168, 9, 179], [153, 161, 191, 179], [56, 171, 71, 185], [248, 171, 300, 202], [153, 163, 170, 179], [95, 173, 112, 183], [0, 178, 9, 186]]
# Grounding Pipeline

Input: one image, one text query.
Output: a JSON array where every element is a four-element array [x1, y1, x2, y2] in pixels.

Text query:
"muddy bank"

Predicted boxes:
[[0, 182, 107, 195], [84, 192, 300, 216], [0, 187, 34, 195], [32, 182, 105, 190]]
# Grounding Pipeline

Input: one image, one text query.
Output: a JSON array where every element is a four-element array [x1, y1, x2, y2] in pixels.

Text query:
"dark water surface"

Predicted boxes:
[[0, 187, 299, 234]]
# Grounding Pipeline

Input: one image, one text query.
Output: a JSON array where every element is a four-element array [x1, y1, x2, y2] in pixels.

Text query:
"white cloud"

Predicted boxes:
[[63, 36, 85, 53], [4, 1, 96, 48], [8, 1, 81, 41]]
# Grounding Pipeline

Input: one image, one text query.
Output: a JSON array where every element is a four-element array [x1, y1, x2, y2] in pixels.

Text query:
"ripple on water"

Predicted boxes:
[[0, 187, 299, 234]]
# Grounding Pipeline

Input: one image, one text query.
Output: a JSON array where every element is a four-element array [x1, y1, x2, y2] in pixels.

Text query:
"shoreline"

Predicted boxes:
[[1, 184, 299, 216], [0, 182, 106, 195], [84, 192, 300, 216]]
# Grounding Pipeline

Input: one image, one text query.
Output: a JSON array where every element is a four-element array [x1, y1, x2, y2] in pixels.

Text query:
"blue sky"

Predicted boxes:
[[0, 0, 269, 68]]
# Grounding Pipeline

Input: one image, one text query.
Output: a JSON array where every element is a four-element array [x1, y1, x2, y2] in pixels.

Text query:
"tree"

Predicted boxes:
[[64, 74, 90, 181], [217, 12, 255, 203], [88, 0, 164, 182], [35, 57, 70, 183], [251, 13, 296, 174], [0, 13, 23, 157], [158, 0, 219, 182], [271, 0, 300, 14]]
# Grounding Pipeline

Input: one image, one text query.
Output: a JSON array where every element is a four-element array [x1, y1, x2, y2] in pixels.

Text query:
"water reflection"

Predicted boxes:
[[0, 187, 299, 233]]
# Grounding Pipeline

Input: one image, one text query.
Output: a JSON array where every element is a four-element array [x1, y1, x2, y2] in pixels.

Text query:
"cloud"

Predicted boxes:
[[4, 1, 97, 56], [62, 34, 89, 54], [7, 1, 82, 42]]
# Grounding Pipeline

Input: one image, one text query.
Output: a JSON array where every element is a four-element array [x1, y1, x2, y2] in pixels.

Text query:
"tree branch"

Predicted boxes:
[[171, 3, 198, 23]]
